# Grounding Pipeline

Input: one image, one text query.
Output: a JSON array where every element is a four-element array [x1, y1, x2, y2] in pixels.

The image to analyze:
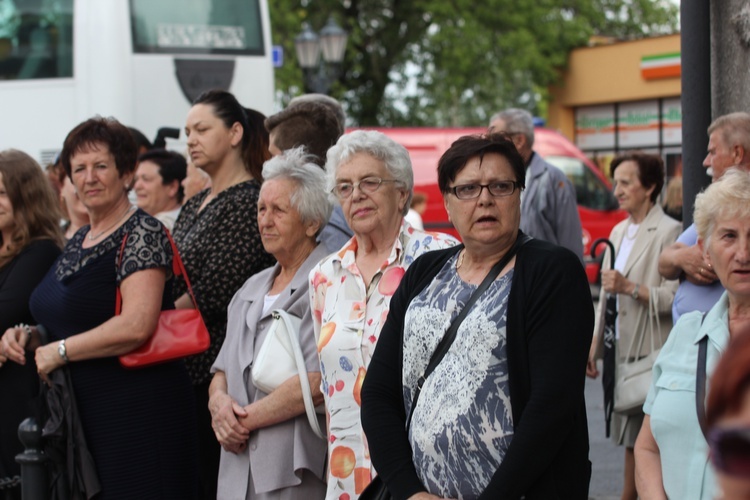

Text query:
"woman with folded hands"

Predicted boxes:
[[209, 147, 331, 499]]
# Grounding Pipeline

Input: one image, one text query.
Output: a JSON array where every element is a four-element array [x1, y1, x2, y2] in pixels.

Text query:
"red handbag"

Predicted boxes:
[[116, 228, 210, 369]]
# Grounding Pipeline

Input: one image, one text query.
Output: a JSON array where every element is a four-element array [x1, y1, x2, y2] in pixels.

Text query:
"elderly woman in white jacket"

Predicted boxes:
[[208, 147, 332, 499]]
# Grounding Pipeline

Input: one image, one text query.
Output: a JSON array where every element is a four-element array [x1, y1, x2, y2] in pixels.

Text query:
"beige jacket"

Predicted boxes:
[[594, 204, 681, 360]]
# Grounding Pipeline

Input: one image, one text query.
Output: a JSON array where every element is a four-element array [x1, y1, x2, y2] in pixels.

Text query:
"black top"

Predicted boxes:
[[0, 239, 60, 483], [172, 181, 275, 385], [361, 238, 593, 500], [30, 211, 198, 499]]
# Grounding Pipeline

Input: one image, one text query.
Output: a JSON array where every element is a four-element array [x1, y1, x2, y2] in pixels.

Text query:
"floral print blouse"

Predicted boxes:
[[309, 221, 458, 500]]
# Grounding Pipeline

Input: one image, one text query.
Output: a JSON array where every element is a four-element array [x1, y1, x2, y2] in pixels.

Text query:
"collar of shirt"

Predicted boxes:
[[334, 221, 407, 278]]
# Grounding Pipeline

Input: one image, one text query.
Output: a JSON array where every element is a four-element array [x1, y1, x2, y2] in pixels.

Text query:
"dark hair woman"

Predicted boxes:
[[2, 117, 199, 498], [587, 152, 681, 500], [133, 149, 187, 231], [175, 89, 275, 498], [0, 149, 62, 499], [361, 134, 594, 499]]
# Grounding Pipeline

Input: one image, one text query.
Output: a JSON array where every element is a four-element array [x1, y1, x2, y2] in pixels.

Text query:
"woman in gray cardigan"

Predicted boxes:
[[209, 148, 332, 499]]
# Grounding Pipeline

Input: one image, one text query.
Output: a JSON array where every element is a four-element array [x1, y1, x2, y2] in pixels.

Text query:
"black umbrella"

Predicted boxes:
[[591, 238, 617, 437]]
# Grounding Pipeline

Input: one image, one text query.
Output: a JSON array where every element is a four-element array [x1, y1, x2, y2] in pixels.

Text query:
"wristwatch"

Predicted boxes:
[[631, 283, 640, 300], [58, 339, 69, 364]]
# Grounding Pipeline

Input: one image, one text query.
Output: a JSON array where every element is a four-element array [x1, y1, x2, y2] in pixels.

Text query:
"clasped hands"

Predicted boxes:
[[209, 391, 252, 454]]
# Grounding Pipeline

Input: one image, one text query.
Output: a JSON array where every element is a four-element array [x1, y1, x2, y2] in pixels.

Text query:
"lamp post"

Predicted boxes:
[[294, 17, 348, 95]]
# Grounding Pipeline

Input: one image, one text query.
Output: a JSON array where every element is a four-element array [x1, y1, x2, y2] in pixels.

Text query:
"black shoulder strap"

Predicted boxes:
[[405, 232, 531, 429], [695, 312, 710, 439]]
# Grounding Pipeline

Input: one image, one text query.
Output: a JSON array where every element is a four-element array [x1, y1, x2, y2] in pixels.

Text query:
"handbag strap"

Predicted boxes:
[[405, 233, 531, 429], [695, 312, 710, 439], [115, 227, 199, 315], [625, 287, 662, 361], [272, 309, 325, 439]]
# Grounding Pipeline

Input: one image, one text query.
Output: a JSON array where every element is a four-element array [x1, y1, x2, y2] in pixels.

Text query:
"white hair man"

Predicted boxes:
[[658, 111, 750, 322]]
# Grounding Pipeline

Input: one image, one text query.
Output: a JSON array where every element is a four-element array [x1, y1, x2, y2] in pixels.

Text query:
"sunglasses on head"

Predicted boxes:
[[708, 426, 750, 477]]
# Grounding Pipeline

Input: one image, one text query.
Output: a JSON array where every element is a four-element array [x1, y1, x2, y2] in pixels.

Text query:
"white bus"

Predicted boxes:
[[0, 0, 275, 164]]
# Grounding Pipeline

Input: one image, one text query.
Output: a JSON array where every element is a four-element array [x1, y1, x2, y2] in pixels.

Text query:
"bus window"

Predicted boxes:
[[0, 0, 73, 80], [130, 0, 264, 55]]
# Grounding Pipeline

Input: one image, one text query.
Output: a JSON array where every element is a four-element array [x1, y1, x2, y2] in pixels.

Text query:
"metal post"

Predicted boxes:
[[16, 418, 48, 500], [680, 0, 712, 228]]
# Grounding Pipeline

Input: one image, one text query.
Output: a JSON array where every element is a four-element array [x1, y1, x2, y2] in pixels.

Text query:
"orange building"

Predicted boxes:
[[548, 34, 682, 179]]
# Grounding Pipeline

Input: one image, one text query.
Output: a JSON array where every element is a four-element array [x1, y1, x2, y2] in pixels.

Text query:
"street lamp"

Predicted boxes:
[[294, 17, 348, 95]]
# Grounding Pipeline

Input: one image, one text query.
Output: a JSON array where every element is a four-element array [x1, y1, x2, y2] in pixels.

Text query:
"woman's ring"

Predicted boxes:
[[700, 267, 704, 275]]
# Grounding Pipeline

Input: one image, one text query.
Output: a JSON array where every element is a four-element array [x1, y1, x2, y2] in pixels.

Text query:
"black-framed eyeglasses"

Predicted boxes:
[[708, 426, 750, 477], [447, 181, 519, 200], [331, 177, 401, 199]]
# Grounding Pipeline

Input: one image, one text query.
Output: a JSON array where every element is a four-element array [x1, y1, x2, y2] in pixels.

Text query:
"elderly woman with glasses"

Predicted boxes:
[[360, 134, 594, 499], [635, 168, 750, 500], [309, 130, 458, 499]]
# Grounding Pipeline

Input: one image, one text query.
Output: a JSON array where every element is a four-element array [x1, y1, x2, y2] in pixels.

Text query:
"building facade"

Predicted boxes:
[[548, 34, 682, 180]]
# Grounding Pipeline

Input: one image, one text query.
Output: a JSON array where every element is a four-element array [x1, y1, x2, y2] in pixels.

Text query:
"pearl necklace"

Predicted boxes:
[[624, 222, 640, 241], [88, 205, 135, 241]]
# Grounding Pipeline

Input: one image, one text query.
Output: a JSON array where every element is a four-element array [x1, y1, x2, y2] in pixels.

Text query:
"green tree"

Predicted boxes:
[[269, 0, 678, 126]]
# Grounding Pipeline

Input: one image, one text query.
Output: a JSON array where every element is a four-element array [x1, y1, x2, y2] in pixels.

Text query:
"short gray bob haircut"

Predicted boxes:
[[490, 108, 535, 148], [694, 168, 750, 246], [325, 130, 414, 215], [262, 146, 333, 234]]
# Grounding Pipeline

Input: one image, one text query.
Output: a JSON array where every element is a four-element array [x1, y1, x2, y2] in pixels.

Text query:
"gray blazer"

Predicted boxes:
[[211, 243, 330, 498]]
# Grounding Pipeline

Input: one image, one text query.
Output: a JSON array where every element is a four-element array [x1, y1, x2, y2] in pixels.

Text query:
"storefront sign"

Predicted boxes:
[[618, 101, 660, 148], [641, 52, 681, 80], [661, 97, 682, 145], [575, 105, 615, 150]]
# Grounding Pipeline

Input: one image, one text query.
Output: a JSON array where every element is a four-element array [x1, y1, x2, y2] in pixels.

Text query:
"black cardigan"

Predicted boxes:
[[361, 237, 593, 499]]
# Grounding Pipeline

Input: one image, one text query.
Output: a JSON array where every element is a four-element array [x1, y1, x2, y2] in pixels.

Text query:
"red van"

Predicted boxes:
[[358, 127, 626, 283]]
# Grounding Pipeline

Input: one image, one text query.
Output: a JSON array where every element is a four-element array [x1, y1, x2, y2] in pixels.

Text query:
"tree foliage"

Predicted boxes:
[[269, 0, 678, 126]]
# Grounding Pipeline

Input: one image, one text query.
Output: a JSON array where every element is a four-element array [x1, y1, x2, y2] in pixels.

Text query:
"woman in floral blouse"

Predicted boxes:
[[309, 130, 458, 500]]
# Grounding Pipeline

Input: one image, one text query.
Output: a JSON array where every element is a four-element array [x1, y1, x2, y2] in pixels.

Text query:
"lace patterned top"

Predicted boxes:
[[309, 221, 458, 499], [56, 209, 172, 284], [404, 255, 514, 500], [172, 181, 275, 385], [28, 209, 199, 497]]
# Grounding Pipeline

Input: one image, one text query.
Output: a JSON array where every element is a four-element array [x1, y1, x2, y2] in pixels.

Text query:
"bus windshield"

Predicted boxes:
[[130, 0, 264, 55], [0, 0, 73, 80]]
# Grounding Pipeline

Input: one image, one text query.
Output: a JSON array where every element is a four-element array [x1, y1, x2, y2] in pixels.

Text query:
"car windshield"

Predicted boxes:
[[546, 156, 615, 211]]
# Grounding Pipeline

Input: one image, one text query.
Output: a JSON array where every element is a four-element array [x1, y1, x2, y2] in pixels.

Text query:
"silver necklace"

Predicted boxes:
[[88, 205, 134, 241]]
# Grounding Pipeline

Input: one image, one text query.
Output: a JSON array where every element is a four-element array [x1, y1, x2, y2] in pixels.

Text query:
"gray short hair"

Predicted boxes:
[[708, 112, 750, 157], [325, 130, 414, 215], [490, 108, 535, 148], [262, 147, 333, 234], [694, 168, 750, 246]]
